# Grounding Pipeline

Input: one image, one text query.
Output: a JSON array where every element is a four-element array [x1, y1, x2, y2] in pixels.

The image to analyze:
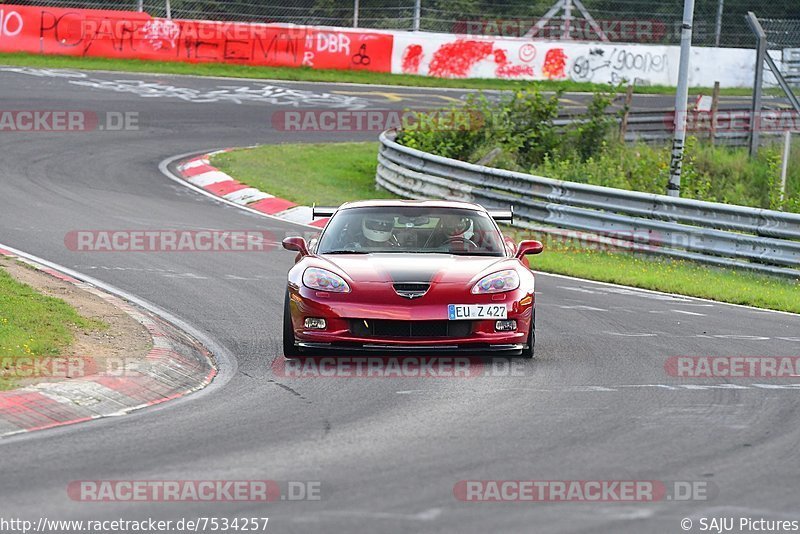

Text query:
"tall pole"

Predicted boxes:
[[714, 0, 724, 47], [413, 0, 421, 31], [746, 12, 766, 158], [667, 0, 695, 197], [137, 0, 143, 12], [165, 0, 171, 19], [353, 0, 359, 28]]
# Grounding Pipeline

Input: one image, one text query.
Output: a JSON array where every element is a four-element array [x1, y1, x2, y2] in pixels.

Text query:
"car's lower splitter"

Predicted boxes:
[[296, 342, 525, 354]]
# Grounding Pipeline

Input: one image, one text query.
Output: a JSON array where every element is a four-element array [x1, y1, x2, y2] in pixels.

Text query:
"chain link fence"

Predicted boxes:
[[759, 17, 800, 49], [4, 0, 798, 49], [754, 17, 800, 86]]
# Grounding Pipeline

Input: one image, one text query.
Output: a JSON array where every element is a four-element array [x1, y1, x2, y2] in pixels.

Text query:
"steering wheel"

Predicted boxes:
[[444, 236, 479, 250]]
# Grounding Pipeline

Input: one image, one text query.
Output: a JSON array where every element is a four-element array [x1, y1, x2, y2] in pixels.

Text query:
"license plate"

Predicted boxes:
[[448, 304, 507, 320]]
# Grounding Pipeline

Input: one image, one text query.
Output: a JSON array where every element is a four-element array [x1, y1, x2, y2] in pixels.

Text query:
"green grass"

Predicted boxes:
[[213, 142, 800, 313], [0, 265, 106, 390], [519, 235, 800, 312], [213, 142, 392, 206], [533, 137, 800, 212], [0, 52, 758, 95]]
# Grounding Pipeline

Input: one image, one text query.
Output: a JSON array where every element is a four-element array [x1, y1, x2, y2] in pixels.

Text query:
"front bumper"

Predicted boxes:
[[287, 285, 534, 353]]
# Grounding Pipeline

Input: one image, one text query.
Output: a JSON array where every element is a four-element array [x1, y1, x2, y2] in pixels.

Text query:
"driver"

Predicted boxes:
[[434, 214, 474, 247], [354, 214, 397, 249]]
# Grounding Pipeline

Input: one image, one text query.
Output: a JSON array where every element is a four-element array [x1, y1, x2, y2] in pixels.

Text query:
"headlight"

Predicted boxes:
[[472, 270, 519, 294], [303, 267, 350, 293]]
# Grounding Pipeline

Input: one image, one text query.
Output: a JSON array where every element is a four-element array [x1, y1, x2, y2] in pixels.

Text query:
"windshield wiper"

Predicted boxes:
[[322, 250, 369, 254]]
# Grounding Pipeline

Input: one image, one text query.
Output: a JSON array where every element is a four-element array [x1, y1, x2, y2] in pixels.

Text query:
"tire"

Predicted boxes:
[[283, 290, 301, 358], [520, 308, 535, 359]]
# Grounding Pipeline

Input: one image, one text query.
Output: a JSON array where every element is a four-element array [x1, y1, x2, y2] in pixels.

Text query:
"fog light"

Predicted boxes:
[[495, 320, 517, 332], [304, 317, 327, 330]]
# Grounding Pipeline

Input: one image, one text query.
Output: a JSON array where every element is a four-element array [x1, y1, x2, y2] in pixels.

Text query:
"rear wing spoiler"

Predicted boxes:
[[312, 205, 512, 222], [488, 208, 513, 224], [312, 205, 338, 218]]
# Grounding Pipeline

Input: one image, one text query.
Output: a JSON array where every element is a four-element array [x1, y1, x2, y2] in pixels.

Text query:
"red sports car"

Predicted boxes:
[[282, 200, 543, 358]]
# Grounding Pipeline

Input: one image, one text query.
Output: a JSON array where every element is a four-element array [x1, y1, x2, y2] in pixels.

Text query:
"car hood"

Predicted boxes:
[[318, 253, 514, 284]]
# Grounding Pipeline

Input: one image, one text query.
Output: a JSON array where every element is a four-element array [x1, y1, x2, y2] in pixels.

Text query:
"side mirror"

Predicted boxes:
[[282, 237, 309, 257], [515, 240, 543, 259]]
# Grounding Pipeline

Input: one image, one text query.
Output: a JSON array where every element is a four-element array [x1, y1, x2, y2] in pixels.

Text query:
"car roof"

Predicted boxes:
[[337, 199, 487, 211]]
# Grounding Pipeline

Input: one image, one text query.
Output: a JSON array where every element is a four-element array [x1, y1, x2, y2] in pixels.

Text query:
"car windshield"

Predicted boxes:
[[317, 206, 506, 256]]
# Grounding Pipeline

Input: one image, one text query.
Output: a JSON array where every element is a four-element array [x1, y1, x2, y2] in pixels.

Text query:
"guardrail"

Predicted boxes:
[[376, 130, 800, 279], [555, 108, 788, 147]]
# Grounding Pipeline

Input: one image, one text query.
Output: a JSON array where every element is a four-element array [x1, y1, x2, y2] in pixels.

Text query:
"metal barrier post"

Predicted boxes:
[[619, 84, 633, 143], [710, 81, 720, 145], [780, 130, 792, 207]]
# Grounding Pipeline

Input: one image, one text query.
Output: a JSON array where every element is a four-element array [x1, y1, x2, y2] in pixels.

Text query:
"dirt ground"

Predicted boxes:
[[0, 256, 152, 387]]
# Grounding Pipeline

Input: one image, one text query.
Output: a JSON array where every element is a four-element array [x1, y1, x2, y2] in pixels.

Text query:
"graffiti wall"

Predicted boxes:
[[392, 32, 762, 87], [0, 5, 765, 87], [0, 5, 393, 72]]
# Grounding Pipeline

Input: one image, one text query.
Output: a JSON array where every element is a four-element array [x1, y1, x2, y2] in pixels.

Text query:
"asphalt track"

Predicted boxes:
[[0, 67, 798, 534]]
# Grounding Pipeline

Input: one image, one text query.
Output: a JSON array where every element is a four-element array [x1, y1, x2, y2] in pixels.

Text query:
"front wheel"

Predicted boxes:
[[283, 290, 301, 358], [520, 308, 535, 359]]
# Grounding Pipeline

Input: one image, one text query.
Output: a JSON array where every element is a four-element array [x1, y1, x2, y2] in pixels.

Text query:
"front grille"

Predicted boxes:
[[393, 283, 430, 299], [350, 319, 472, 338], [393, 283, 430, 292]]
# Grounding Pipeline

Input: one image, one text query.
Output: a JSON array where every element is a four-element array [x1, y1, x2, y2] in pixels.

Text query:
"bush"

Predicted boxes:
[[533, 137, 800, 211], [477, 89, 562, 168], [565, 87, 619, 161], [536, 142, 667, 191], [394, 105, 482, 160], [396, 87, 562, 168], [394, 87, 800, 213]]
